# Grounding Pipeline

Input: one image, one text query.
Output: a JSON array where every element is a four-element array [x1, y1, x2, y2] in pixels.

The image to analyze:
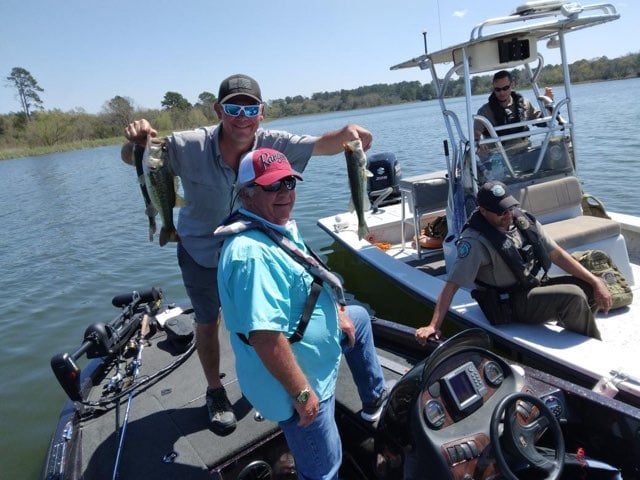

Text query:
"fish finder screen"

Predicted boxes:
[[442, 361, 486, 413], [449, 371, 475, 404]]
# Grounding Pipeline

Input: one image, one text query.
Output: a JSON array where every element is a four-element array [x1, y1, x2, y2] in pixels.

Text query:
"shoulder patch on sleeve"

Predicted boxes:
[[457, 240, 471, 258]]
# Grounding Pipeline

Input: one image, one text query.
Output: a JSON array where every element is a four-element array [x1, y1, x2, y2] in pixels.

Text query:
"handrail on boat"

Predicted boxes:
[[472, 102, 571, 180]]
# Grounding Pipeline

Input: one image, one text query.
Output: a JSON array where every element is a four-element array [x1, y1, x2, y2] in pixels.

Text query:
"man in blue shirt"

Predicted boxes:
[[216, 148, 387, 479]]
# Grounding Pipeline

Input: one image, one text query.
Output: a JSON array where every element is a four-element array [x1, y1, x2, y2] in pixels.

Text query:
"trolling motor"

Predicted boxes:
[[50, 287, 163, 401]]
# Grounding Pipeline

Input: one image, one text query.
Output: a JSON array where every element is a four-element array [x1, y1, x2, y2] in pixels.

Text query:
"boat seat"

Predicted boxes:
[[399, 171, 449, 258], [542, 216, 621, 250], [511, 176, 621, 247], [510, 176, 633, 283], [512, 176, 583, 224]]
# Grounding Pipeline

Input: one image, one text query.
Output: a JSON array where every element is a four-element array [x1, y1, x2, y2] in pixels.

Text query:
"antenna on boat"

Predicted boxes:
[[422, 30, 428, 54]]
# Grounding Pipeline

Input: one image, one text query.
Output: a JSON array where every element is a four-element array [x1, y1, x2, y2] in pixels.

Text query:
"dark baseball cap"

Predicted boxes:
[[218, 74, 262, 104], [477, 181, 519, 214]]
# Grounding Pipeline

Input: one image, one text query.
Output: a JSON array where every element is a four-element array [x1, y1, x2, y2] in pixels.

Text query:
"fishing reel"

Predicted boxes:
[[51, 288, 162, 401]]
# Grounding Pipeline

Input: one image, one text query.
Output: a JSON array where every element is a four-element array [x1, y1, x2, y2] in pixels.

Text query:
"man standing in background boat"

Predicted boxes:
[[474, 70, 553, 155], [121, 73, 373, 434], [215, 148, 387, 479], [415, 181, 612, 344]]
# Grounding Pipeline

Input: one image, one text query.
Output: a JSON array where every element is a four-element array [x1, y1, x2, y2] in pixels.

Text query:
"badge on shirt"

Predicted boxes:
[[457, 240, 471, 258], [515, 214, 530, 230]]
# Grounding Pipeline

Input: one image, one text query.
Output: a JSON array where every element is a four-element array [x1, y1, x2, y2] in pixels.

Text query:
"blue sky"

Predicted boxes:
[[1, 0, 636, 115]]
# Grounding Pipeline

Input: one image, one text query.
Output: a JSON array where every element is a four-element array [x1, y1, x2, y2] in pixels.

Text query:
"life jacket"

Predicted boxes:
[[463, 208, 551, 291], [487, 91, 530, 138], [214, 210, 346, 344]]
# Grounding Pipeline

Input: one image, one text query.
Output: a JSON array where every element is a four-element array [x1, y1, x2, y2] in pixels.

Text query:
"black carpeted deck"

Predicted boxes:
[[72, 314, 414, 479]]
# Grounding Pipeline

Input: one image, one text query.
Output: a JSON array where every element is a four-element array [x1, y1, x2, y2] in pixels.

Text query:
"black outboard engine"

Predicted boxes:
[[367, 152, 401, 210]]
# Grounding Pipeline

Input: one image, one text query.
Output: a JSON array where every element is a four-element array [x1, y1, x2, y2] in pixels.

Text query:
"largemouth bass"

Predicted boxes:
[[132, 144, 157, 241], [143, 137, 181, 246], [344, 139, 372, 240]]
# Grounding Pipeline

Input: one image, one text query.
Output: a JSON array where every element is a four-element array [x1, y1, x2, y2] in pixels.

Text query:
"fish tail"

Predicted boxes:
[[357, 222, 370, 240], [159, 227, 179, 247]]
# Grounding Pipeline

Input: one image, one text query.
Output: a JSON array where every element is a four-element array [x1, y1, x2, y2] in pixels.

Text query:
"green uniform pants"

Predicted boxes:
[[511, 279, 602, 340]]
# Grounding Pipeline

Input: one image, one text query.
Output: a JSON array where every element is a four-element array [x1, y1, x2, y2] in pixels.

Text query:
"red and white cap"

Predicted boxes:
[[237, 148, 303, 187]]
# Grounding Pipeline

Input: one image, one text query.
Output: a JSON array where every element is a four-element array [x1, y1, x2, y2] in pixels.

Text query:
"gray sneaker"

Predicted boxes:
[[206, 387, 237, 434], [360, 388, 388, 422]]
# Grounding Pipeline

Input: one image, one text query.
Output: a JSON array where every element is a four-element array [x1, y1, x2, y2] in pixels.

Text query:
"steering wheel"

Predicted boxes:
[[490, 392, 565, 480]]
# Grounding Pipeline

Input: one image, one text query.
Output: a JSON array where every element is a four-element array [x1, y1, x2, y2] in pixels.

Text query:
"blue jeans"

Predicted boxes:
[[278, 305, 385, 479], [342, 305, 386, 405], [279, 396, 341, 480]]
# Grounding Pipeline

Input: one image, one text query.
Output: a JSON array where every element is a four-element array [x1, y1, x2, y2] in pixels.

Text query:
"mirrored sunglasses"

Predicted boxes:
[[221, 103, 262, 117], [254, 176, 297, 192]]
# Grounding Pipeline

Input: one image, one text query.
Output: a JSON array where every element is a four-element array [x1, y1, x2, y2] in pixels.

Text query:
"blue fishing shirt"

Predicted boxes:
[[217, 209, 342, 421]]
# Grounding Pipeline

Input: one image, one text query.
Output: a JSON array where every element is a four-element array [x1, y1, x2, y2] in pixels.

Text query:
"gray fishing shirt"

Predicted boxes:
[[166, 125, 316, 267]]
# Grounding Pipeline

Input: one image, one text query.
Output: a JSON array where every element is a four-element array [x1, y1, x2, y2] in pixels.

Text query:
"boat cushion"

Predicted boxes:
[[542, 215, 621, 250], [512, 176, 583, 223]]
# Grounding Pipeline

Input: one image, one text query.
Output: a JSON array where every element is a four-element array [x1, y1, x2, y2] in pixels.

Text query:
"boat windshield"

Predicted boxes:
[[470, 110, 574, 188]]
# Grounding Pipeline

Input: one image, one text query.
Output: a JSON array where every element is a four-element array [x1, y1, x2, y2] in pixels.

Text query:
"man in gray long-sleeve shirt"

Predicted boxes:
[[122, 73, 373, 433]]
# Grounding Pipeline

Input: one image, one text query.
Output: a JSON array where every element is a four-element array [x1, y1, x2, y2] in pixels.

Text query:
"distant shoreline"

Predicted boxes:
[[3, 76, 638, 162], [0, 137, 123, 161]]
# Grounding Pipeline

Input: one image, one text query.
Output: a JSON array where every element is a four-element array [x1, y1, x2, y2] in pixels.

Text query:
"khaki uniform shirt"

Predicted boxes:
[[447, 218, 557, 289]]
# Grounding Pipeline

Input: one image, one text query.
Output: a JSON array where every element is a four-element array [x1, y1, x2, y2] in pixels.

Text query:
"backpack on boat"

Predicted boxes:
[[424, 215, 448, 240], [571, 250, 633, 310], [581, 193, 611, 219]]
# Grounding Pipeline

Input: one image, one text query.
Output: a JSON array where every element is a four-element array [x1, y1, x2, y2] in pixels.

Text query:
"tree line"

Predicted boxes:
[[2, 53, 638, 154]]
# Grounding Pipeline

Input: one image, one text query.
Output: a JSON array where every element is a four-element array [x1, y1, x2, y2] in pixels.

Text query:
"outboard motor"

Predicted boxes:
[[367, 152, 401, 210]]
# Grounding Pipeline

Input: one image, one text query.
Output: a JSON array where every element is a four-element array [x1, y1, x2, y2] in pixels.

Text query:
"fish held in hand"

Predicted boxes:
[[131, 144, 157, 241], [344, 139, 372, 240], [143, 137, 182, 246]]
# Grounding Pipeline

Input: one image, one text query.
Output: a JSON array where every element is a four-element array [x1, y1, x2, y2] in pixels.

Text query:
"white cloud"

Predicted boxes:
[[453, 9, 468, 18]]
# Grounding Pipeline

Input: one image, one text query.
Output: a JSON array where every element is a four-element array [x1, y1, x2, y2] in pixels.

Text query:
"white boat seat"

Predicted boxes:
[[509, 175, 633, 283], [512, 176, 583, 224], [543, 216, 621, 250], [511, 176, 621, 246]]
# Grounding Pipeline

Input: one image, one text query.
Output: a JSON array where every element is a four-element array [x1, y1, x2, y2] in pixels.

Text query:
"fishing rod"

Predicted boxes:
[[112, 314, 148, 480], [111, 289, 166, 479]]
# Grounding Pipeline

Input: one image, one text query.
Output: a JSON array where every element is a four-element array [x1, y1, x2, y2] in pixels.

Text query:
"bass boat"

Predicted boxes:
[[42, 288, 640, 479]]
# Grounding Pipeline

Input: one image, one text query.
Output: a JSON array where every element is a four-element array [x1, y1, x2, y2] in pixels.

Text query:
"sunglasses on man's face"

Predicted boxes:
[[254, 176, 297, 192], [497, 207, 515, 216], [221, 103, 262, 117], [493, 84, 511, 93]]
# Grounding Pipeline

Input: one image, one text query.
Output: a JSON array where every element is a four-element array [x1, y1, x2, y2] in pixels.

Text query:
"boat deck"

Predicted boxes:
[[318, 207, 640, 405], [54, 314, 413, 479]]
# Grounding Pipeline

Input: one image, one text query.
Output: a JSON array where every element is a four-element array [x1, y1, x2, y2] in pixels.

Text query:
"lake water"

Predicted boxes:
[[2, 78, 639, 479]]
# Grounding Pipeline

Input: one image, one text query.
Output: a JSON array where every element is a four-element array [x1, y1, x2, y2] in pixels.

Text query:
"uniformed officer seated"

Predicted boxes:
[[415, 181, 613, 344]]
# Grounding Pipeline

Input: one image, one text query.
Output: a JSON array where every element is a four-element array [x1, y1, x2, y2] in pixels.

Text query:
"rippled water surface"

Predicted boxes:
[[1, 78, 639, 479]]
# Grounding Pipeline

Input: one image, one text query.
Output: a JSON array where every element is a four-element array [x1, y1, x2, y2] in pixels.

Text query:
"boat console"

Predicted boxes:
[[375, 330, 623, 479]]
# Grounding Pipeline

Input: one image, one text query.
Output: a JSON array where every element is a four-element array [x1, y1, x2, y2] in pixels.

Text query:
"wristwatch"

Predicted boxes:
[[295, 387, 311, 404]]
